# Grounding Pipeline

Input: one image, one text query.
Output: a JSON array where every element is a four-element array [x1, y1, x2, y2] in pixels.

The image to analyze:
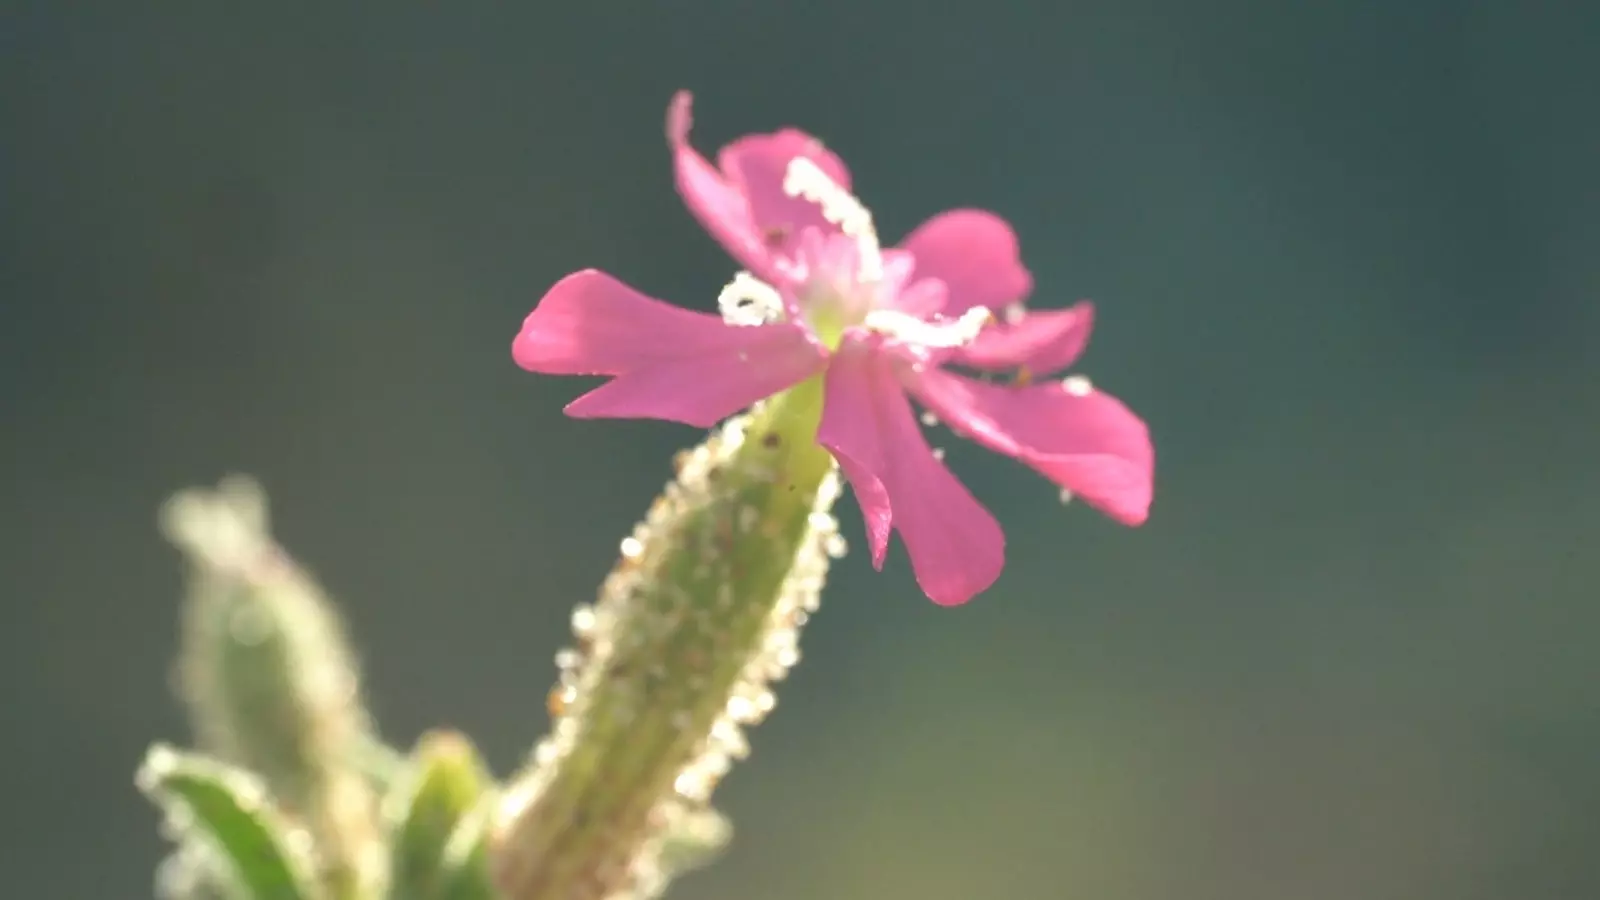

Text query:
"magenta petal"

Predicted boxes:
[[513, 269, 826, 428], [667, 92, 785, 285], [897, 210, 1034, 315], [719, 127, 851, 193], [818, 340, 1006, 605], [951, 302, 1095, 375], [717, 126, 852, 258], [817, 343, 893, 567], [907, 367, 1154, 525]]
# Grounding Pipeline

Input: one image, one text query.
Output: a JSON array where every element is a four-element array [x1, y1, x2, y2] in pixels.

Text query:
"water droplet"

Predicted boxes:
[[710, 719, 749, 759], [1058, 488, 1074, 505], [673, 770, 708, 801], [725, 695, 756, 723], [571, 604, 597, 639]]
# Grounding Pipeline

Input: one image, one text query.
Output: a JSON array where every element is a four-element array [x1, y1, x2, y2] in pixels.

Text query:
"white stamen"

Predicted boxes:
[[1002, 302, 1027, 325], [718, 271, 786, 326], [1058, 488, 1074, 505], [1062, 375, 1093, 396], [919, 411, 939, 427], [783, 157, 883, 283], [862, 305, 993, 349]]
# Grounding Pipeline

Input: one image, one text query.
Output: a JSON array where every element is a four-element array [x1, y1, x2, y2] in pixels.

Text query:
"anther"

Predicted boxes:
[[717, 272, 786, 326], [782, 157, 883, 283]]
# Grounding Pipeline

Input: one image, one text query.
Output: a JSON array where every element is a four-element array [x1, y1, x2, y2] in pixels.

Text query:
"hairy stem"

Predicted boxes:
[[491, 379, 842, 900]]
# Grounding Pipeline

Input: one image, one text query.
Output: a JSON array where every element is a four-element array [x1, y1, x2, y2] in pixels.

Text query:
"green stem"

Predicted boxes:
[[163, 478, 384, 900], [490, 379, 841, 900]]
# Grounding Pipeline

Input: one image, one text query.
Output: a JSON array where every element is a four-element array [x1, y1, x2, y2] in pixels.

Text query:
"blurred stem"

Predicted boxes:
[[163, 478, 384, 900], [491, 378, 840, 900]]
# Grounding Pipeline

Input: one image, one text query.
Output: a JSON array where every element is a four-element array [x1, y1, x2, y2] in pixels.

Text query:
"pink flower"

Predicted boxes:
[[513, 92, 1153, 606]]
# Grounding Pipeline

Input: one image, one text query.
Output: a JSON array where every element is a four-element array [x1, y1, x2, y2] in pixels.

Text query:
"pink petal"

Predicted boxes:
[[896, 210, 1034, 315], [950, 302, 1095, 375], [717, 125, 852, 262], [818, 339, 1006, 605], [906, 367, 1154, 525], [667, 91, 785, 285], [880, 248, 950, 318], [719, 125, 851, 193], [668, 91, 854, 287], [513, 269, 826, 428]]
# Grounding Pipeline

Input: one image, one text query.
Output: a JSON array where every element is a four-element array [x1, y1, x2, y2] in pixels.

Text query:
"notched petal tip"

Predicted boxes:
[[512, 269, 626, 374], [912, 492, 1004, 607], [907, 368, 1155, 531], [512, 267, 825, 428], [1045, 418, 1154, 527]]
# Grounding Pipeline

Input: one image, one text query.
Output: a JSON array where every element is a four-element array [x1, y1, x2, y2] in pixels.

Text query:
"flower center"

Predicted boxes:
[[781, 158, 886, 349], [717, 156, 994, 356]]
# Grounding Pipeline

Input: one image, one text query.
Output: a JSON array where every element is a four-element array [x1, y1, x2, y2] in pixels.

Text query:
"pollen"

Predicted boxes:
[[862, 304, 993, 350], [717, 271, 786, 326], [1062, 374, 1093, 396], [782, 156, 883, 284]]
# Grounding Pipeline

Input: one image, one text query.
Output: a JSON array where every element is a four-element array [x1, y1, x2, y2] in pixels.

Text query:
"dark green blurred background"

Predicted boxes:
[[5, 4, 1598, 899]]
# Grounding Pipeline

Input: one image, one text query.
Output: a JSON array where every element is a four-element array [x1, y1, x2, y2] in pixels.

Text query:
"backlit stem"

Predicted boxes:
[[489, 378, 843, 900]]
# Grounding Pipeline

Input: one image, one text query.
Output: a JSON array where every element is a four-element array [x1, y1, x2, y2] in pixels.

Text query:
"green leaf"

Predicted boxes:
[[384, 731, 492, 900], [434, 800, 498, 900], [137, 743, 320, 900]]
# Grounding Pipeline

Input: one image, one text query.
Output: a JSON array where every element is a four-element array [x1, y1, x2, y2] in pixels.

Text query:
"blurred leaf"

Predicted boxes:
[[434, 800, 498, 900], [384, 731, 492, 900], [137, 743, 320, 900]]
